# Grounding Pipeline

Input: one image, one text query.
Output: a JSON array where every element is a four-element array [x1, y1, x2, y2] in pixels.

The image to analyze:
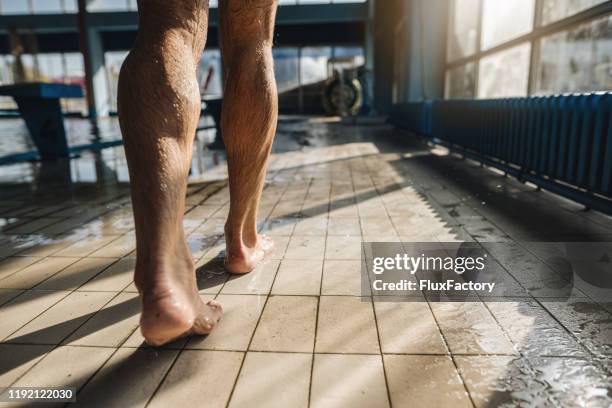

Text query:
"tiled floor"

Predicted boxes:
[[0, 116, 611, 407]]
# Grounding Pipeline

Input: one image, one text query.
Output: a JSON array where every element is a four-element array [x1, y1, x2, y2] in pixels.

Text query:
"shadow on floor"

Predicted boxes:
[[0, 117, 610, 406]]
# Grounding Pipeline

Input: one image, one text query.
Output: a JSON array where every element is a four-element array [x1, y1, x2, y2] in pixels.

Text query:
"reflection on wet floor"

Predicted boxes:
[[0, 115, 223, 184], [0, 116, 611, 407]]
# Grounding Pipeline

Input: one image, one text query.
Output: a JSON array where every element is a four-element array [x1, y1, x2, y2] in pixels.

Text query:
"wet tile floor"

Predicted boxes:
[[0, 116, 611, 407]]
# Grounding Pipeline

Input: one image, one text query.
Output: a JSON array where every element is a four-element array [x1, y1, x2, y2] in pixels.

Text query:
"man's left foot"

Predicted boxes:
[[224, 234, 275, 274]]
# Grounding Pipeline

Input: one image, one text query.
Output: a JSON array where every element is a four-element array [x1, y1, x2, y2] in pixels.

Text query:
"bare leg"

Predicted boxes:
[[117, 0, 222, 346], [220, 0, 278, 274]]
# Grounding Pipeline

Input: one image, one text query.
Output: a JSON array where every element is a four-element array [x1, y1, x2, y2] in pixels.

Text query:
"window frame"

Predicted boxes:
[[445, 0, 612, 98]]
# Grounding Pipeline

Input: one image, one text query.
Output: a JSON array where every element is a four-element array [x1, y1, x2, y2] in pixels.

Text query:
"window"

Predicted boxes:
[[274, 48, 300, 93], [333, 46, 365, 62], [481, 0, 535, 49], [64, 0, 78, 12], [445, 0, 611, 99], [0, 56, 15, 109], [535, 14, 612, 94], [104, 51, 129, 112], [478, 43, 531, 98], [88, 0, 130, 12], [0, 0, 29, 14], [199, 50, 223, 97], [37, 54, 64, 82], [448, 0, 480, 61], [15, 54, 38, 82], [64, 53, 85, 83], [300, 47, 332, 86], [0, 55, 15, 85], [446, 63, 477, 98], [63, 53, 86, 114], [1, 0, 78, 13], [32, 0, 63, 13], [542, 0, 608, 24]]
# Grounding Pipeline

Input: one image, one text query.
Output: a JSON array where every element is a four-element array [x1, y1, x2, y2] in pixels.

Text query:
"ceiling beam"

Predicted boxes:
[[0, 3, 369, 33]]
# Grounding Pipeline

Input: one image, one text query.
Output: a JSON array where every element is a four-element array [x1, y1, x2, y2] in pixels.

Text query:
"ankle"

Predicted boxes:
[[242, 228, 259, 247], [134, 253, 195, 294], [224, 221, 259, 248], [224, 222, 243, 245], [225, 239, 247, 260]]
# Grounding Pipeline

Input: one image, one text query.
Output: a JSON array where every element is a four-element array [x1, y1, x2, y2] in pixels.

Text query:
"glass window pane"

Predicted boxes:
[[542, 0, 607, 24], [535, 14, 612, 94], [0, 55, 14, 85], [63, 0, 78, 12], [62, 53, 86, 114], [0, 56, 17, 109], [64, 52, 84, 82], [332, 46, 364, 65], [448, 0, 480, 61], [199, 49, 223, 97], [37, 53, 64, 82], [1, 0, 30, 14], [32, 0, 62, 13], [445, 63, 477, 98], [2, 55, 16, 84], [105, 51, 128, 112], [88, 0, 129, 12], [19, 54, 38, 81], [481, 0, 535, 49], [478, 43, 531, 98], [300, 47, 332, 86], [274, 48, 300, 92]]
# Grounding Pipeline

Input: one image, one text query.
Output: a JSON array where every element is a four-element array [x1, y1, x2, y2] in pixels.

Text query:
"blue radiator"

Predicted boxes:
[[389, 93, 612, 214]]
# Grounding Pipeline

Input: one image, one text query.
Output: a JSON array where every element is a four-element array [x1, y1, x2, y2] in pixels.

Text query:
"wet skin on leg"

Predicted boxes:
[[117, 0, 222, 346], [220, 0, 279, 274]]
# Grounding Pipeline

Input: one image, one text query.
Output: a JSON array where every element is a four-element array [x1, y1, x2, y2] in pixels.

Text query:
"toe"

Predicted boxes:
[[207, 299, 223, 312], [192, 300, 223, 334], [260, 234, 275, 252]]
